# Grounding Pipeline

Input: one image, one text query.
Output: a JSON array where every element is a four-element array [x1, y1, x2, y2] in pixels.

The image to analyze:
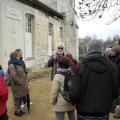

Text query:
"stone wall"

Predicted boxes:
[[57, 0, 79, 59], [0, 0, 64, 70]]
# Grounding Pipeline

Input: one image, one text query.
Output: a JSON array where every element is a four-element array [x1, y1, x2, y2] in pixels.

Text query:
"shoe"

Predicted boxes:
[[21, 104, 25, 108], [14, 112, 22, 116], [20, 110, 25, 115], [24, 103, 27, 106], [30, 102, 33, 105]]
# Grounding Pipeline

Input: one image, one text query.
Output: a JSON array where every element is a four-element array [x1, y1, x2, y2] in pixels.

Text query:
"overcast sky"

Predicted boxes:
[[78, 19, 120, 40], [76, 1, 120, 40]]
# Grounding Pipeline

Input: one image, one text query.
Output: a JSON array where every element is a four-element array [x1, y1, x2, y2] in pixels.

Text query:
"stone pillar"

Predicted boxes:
[[57, 0, 79, 59]]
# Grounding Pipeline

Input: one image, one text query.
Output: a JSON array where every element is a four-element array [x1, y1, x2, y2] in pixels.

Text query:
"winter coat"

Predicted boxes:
[[111, 52, 120, 80], [9, 64, 29, 98], [47, 56, 58, 81], [0, 76, 8, 116], [70, 52, 119, 116], [50, 73, 75, 112]]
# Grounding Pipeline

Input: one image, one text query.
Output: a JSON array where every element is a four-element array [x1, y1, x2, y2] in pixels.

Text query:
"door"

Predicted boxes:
[[25, 15, 32, 58], [48, 23, 54, 56], [48, 35, 52, 56]]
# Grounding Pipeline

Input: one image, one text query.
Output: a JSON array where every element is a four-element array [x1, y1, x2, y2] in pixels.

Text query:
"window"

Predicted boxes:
[[25, 14, 33, 58], [48, 23, 54, 56], [70, 0, 75, 8], [26, 17, 32, 33], [49, 23, 53, 36], [60, 27, 64, 42]]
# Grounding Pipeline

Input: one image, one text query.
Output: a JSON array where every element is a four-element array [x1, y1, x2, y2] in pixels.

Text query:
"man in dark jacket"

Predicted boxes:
[[111, 39, 120, 118], [70, 40, 119, 120], [47, 43, 78, 81], [47, 43, 65, 81]]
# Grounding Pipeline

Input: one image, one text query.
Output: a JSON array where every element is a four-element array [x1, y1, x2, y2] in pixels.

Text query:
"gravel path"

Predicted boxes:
[[7, 75, 116, 120]]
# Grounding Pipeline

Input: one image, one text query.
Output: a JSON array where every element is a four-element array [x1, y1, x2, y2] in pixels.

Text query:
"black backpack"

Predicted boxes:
[[58, 68, 74, 102]]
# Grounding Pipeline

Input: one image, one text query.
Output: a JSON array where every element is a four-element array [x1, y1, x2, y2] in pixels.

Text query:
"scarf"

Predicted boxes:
[[9, 58, 22, 65]]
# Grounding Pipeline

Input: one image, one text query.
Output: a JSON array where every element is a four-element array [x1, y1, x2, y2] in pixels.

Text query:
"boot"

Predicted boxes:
[[14, 111, 22, 117]]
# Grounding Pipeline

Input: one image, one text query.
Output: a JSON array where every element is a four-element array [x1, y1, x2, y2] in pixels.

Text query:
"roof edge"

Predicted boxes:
[[16, 0, 64, 20]]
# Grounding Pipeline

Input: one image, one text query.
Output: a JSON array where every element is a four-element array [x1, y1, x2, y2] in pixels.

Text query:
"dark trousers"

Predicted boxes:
[[14, 97, 22, 112], [0, 114, 9, 120], [77, 115, 109, 120]]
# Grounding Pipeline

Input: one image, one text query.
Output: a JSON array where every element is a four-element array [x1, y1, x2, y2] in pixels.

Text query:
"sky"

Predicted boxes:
[[76, 1, 120, 40], [78, 18, 120, 40]]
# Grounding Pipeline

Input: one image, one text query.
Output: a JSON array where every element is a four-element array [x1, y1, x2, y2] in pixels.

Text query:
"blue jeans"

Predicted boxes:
[[22, 96, 27, 104], [55, 110, 75, 120], [77, 115, 109, 120]]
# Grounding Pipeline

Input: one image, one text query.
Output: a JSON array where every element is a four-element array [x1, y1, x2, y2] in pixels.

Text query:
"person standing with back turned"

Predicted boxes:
[[70, 39, 119, 120]]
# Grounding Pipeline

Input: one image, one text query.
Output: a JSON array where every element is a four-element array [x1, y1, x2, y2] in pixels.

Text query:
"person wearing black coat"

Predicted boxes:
[[110, 39, 120, 118], [47, 43, 65, 81], [70, 40, 119, 120]]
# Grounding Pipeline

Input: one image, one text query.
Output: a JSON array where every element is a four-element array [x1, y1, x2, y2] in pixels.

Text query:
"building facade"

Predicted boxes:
[[0, 0, 79, 70]]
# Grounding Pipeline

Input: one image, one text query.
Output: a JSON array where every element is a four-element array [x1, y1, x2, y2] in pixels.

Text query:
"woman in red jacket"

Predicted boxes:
[[0, 68, 9, 120]]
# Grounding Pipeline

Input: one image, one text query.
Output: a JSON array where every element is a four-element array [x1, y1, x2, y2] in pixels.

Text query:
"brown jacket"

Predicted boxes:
[[9, 64, 29, 98]]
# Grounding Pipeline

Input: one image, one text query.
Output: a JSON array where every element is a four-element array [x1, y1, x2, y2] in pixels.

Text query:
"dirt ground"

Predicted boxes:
[[7, 74, 116, 120]]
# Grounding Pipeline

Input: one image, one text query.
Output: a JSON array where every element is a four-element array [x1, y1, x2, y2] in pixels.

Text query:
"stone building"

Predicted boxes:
[[40, 0, 79, 59], [0, 0, 79, 70]]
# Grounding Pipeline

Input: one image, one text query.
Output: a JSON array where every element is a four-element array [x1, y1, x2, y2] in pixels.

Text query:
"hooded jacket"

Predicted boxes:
[[70, 52, 119, 116]]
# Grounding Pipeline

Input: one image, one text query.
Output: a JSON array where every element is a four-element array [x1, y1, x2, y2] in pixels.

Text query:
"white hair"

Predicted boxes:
[[56, 42, 65, 49], [55, 42, 65, 55]]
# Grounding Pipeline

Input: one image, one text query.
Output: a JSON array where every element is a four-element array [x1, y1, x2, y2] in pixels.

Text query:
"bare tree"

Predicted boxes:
[[113, 34, 120, 41], [77, 0, 120, 24]]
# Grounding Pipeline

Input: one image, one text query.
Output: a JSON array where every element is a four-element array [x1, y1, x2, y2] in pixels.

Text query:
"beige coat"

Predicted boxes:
[[9, 64, 29, 98], [50, 74, 75, 112]]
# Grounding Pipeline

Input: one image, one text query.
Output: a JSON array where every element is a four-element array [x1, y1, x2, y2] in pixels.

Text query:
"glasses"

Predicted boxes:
[[57, 47, 63, 50]]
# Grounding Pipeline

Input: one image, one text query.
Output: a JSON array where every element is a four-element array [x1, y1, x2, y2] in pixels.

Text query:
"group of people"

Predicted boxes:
[[0, 49, 30, 120], [50, 40, 120, 120], [1, 39, 120, 120]]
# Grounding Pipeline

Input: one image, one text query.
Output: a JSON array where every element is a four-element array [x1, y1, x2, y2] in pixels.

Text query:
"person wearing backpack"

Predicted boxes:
[[50, 56, 75, 120], [0, 66, 9, 120]]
